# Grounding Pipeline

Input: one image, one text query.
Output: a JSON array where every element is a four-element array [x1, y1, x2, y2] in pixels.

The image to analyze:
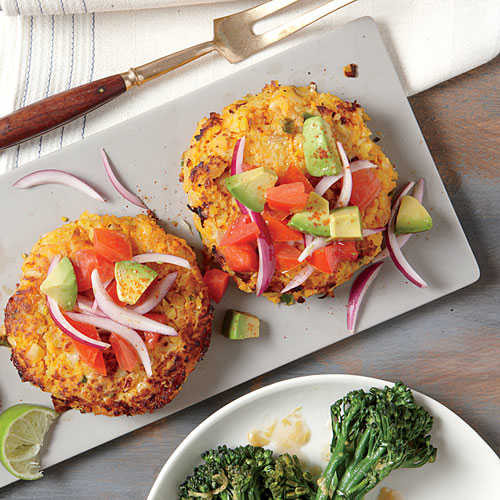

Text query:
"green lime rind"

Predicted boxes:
[[0, 404, 58, 480]]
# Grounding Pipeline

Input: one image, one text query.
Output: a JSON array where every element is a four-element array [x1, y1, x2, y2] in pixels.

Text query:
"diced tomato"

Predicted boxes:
[[334, 241, 358, 262], [308, 245, 339, 274], [263, 214, 303, 242], [106, 280, 127, 307], [220, 243, 258, 273], [279, 165, 313, 193], [263, 206, 289, 222], [203, 268, 230, 303], [109, 333, 138, 372], [65, 317, 107, 376], [142, 312, 166, 349], [349, 170, 382, 211], [266, 182, 309, 212], [275, 244, 302, 272], [92, 228, 132, 263], [72, 249, 114, 292], [219, 215, 260, 246]]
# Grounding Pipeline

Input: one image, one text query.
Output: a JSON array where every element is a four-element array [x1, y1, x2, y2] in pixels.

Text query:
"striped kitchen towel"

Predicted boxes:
[[0, 0, 499, 174], [0, 0, 231, 15]]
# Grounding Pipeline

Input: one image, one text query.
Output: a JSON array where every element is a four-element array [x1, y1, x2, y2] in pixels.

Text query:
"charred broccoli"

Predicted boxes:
[[179, 444, 315, 499]]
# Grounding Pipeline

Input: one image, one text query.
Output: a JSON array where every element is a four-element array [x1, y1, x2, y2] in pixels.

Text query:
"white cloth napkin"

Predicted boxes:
[[0, 0, 499, 174], [0, 0, 228, 15]]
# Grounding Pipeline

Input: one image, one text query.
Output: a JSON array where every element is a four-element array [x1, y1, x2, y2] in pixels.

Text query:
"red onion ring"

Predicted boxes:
[[281, 264, 315, 293], [132, 253, 190, 269], [314, 160, 377, 197], [347, 261, 384, 333], [101, 149, 147, 209], [386, 182, 428, 288], [131, 272, 177, 315], [91, 269, 178, 336], [335, 142, 353, 208], [66, 312, 152, 377], [13, 169, 105, 202]]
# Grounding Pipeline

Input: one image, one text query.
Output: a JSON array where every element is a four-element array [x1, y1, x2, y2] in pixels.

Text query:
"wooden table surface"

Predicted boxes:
[[2, 57, 499, 500]]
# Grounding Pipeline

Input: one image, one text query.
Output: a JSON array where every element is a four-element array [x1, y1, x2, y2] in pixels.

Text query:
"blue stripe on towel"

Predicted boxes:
[[15, 16, 34, 169], [37, 0, 43, 14], [59, 0, 66, 15], [81, 12, 96, 139], [38, 15, 56, 157], [14, 0, 20, 14], [60, 14, 75, 149]]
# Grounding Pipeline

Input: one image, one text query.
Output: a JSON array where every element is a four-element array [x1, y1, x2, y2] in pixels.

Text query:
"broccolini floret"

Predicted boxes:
[[315, 382, 437, 500]]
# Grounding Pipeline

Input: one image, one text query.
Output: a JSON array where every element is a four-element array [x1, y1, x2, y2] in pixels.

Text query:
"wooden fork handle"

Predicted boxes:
[[0, 74, 127, 151]]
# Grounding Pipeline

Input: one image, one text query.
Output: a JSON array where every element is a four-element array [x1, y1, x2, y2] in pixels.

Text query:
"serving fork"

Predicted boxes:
[[0, 0, 357, 151]]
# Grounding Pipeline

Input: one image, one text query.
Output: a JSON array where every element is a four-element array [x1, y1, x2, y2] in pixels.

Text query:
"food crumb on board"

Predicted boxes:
[[344, 63, 358, 78], [61, 216, 69, 222]]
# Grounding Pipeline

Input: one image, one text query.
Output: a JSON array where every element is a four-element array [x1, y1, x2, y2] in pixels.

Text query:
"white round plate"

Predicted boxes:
[[148, 374, 499, 500]]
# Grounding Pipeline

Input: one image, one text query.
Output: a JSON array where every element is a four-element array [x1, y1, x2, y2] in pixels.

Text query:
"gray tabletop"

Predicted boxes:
[[2, 57, 499, 500]]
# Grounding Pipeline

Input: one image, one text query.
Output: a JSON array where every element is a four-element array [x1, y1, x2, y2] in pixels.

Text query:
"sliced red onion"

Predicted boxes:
[[132, 253, 190, 269], [372, 182, 416, 263], [281, 264, 315, 293], [230, 136, 248, 213], [76, 295, 106, 317], [335, 142, 352, 208], [13, 169, 105, 202], [386, 182, 428, 288], [314, 160, 376, 197], [101, 149, 146, 209], [91, 269, 178, 336], [66, 312, 152, 377], [347, 261, 384, 333], [44, 256, 109, 350], [248, 211, 276, 296], [362, 227, 386, 237], [298, 237, 328, 262], [131, 272, 177, 315], [413, 178, 425, 203], [228, 136, 275, 295]]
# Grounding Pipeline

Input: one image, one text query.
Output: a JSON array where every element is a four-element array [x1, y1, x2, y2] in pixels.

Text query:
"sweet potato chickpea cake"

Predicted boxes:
[[181, 82, 397, 303], [4, 212, 212, 416]]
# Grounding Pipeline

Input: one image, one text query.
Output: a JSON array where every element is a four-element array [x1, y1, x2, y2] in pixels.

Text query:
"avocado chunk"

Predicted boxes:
[[288, 192, 330, 237], [115, 261, 158, 305], [225, 167, 278, 213], [222, 310, 260, 340], [40, 256, 77, 311], [329, 206, 363, 240], [303, 116, 342, 177], [395, 195, 433, 234]]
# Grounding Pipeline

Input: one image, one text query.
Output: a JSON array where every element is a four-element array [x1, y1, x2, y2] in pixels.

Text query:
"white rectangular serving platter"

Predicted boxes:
[[0, 17, 478, 488]]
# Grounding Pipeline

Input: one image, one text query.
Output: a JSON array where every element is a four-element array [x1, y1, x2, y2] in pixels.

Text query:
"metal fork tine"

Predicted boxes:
[[242, 0, 303, 20], [256, 0, 358, 48]]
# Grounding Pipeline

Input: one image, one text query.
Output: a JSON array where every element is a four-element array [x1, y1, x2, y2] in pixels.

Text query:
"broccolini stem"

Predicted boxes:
[[333, 446, 386, 499]]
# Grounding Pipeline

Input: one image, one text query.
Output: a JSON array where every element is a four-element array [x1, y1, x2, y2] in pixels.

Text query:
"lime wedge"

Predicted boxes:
[[0, 404, 58, 480]]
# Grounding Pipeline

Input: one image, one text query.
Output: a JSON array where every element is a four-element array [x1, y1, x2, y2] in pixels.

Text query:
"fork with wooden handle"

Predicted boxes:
[[0, 0, 357, 151]]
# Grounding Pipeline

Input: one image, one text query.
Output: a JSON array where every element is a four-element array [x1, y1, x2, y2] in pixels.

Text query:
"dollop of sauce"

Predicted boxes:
[[377, 487, 404, 500], [248, 407, 311, 454]]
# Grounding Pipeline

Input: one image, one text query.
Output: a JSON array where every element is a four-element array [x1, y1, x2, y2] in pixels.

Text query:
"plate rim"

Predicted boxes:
[[147, 373, 499, 499]]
